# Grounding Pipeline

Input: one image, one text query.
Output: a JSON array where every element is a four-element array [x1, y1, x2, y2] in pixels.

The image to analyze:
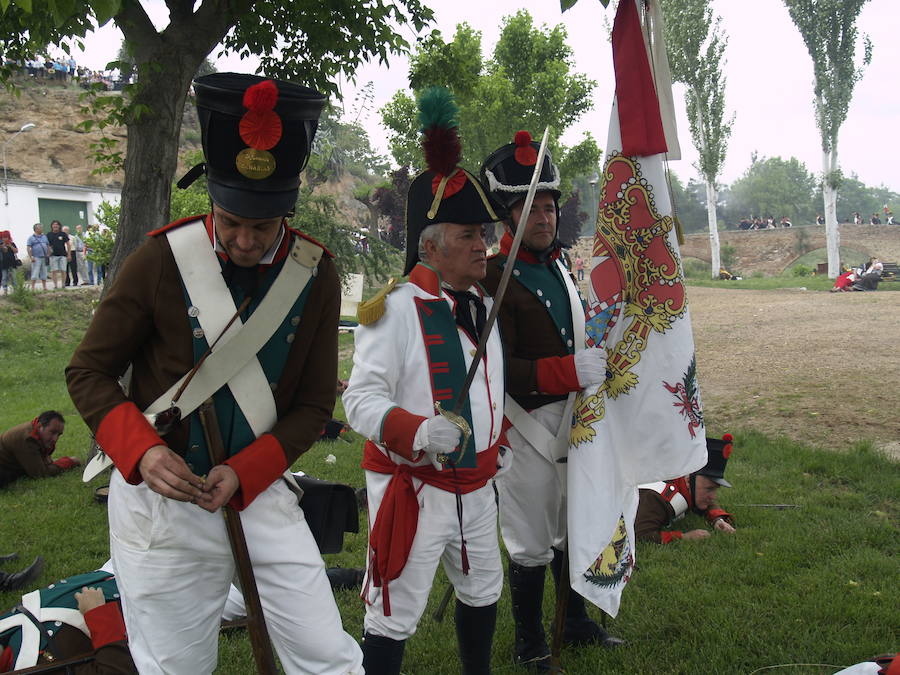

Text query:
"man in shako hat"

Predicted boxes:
[[66, 73, 362, 674], [343, 87, 507, 674], [480, 131, 622, 670], [635, 434, 737, 543]]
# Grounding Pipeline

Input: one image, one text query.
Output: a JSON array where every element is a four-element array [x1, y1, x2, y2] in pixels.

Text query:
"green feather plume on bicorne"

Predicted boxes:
[[417, 86, 458, 131]]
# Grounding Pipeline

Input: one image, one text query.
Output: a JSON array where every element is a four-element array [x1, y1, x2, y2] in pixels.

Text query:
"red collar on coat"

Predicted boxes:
[[29, 418, 54, 455], [409, 263, 486, 299], [498, 231, 561, 264]]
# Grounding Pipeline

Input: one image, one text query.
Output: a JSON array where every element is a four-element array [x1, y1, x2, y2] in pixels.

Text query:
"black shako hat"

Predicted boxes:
[[696, 434, 734, 488], [180, 72, 326, 219], [480, 130, 561, 212], [404, 87, 501, 276]]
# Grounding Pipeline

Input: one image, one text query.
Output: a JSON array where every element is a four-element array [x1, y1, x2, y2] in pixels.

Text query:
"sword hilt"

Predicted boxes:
[[434, 401, 472, 465]]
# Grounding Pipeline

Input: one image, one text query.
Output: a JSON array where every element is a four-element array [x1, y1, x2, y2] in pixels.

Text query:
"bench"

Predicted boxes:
[[881, 262, 898, 281]]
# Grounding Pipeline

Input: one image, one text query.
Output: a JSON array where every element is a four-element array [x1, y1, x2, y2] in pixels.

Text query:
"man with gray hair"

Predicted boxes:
[[344, 87, 506, 675], [25, 223, 49, 291]]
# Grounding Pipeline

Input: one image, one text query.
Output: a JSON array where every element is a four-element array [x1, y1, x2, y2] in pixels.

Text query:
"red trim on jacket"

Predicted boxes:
[[224, 433, 287, 510], [95, 401, 166, 484], [146, 214, 205, 238], [361, 438, 500, 615], [660, 530, 683, 544], [84, 601, 127, 649], [535, 354, 579, 394], [409, 263, 442, 297], [498, 231, 561, 264], [380, 407, 428, 461], [1, 646, 12, 673]]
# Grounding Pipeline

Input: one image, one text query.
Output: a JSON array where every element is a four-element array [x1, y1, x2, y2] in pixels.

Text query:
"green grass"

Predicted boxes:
[[687, 274, 900, 292], [1, 292, 897, 674]]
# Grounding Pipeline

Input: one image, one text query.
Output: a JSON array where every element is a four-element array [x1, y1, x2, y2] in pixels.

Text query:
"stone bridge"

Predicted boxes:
[[678, 224, 900, 275]]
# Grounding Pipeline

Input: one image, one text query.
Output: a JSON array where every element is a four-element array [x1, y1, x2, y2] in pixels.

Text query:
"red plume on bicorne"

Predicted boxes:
[[423, 126, 462, 178]]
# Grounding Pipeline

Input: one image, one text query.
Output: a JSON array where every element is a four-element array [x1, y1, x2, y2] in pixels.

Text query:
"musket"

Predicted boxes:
[[433, 127, 552, 622], [198, 399, 278, 675]]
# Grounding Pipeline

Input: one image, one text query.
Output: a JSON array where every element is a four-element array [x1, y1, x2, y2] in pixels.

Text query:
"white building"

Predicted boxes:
[[1, 179, 121, 254]]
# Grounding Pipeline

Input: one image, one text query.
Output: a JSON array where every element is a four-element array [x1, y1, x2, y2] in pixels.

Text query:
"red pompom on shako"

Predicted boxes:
[[514, 130, 538, 166], [240, 80, 282, 150], [722, 433, 733, 459]]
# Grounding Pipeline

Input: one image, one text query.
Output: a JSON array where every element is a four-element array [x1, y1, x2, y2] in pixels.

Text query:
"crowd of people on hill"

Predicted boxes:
[[4, 53, 123, 90], [736, 208, 896, 230]]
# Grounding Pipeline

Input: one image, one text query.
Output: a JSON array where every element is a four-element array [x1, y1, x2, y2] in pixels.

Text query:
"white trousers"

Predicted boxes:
[[495, 401, 567, 567], [108, 470, 363, 675], [362, 471, 503, 640]]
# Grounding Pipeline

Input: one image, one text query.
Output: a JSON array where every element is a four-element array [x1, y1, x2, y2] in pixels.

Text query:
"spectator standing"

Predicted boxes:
[[26, 223, 50, 291], [575, 254, 585, 281], [67, 225, 89, 285], [0, 411, 81, 489], [46, 220, 70, 289], [0, 232, 19, 295]]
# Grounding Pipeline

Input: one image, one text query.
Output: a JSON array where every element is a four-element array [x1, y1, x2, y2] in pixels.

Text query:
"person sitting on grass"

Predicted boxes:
[[635, 434, 736, 543], [0, 411, 81, 489]]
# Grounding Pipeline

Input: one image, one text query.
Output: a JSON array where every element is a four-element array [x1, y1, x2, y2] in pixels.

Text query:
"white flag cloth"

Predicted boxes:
[[566, 0, 707, 617]]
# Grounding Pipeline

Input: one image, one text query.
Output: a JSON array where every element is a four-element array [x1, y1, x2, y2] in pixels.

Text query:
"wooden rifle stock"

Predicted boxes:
[[198, 399, 278, 675]]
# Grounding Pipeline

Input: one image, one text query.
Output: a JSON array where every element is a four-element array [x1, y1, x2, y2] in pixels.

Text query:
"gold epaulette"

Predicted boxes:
[[357, 277, 400, 325]]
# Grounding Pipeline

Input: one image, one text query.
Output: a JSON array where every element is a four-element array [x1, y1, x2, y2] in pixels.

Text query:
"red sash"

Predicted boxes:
[[361, 439, 499, 615]]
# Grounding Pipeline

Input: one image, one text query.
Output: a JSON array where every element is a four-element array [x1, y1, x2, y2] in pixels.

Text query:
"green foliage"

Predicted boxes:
[[83, 201, 118, 266], [790, 263, 814, 277], [660, 0, 734, 184], [726, 155, 817, 223], [782, 0, 873, 155], [668, 172, 709, 234], [7, 268, 35, 309], [719, 243, 737, 269], [290, 191, 402, 286], [308, 108, 390, 185], [681, 257, 711, 279], [380, 11, 601, 198], [814, 173, 900, 222]]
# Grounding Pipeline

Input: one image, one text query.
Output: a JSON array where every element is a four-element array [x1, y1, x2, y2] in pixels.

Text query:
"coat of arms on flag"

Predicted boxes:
[[565, 0, 707, 618]]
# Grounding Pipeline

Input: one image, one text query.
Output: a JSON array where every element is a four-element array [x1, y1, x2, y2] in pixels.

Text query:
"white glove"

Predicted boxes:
[[414, 416, 463, 470], [574, 348, 607, 388]]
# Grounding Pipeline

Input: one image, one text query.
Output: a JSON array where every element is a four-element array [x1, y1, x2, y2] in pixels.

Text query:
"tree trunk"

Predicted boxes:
[[705, 180, 721, 279], [107, 61, 198, 282], [822, 147, 840, 279]]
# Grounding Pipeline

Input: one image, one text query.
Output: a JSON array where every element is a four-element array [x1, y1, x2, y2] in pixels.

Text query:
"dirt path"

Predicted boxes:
[[687, 286, 900, 458]]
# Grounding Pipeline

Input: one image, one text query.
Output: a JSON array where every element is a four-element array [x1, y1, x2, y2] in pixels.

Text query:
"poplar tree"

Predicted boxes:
[[659, 0, 733, 278], [782, 0, 872, 277]]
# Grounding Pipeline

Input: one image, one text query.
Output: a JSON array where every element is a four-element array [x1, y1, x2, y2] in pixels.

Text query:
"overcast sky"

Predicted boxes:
[[70, 0, 899, 192]]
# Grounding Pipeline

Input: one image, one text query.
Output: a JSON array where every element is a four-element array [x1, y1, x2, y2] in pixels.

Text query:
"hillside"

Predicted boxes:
[[0, 76, 205, 188]]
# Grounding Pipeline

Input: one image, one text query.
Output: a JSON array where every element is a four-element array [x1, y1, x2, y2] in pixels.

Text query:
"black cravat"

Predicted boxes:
[[445, 289, 487, 341], [221, 259, 259, 298]]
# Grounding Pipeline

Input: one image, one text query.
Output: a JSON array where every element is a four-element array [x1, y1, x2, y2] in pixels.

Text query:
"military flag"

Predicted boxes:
[[566, 0, 707, 617]]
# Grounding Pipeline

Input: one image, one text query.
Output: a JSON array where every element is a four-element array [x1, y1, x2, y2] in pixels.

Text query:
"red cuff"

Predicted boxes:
[[84, 602, 127, 648], [380, 407, 428, 461], [225, 433, 287, 510], [95, 401, 166, 484], [53, 456, 78, 471], [535, 355, 579, 395], [706, 508, 733, 524], [660, 531, 683, 544]]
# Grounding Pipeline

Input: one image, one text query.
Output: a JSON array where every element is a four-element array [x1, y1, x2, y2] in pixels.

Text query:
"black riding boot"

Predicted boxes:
[[361, 632, 406, 675], [550, 548, 625, 648], [0, 552, 20, 564], [0, 556, 44, 592], [455, 599, 497, 675], [508, 561, 551, 671]]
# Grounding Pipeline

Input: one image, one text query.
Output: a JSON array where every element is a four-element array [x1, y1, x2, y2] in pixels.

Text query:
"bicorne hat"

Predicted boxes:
[[404, 87, 502, 276], [696, 433, 734, 488], [178, 73, 326, 219], [479, 130, 561, 212]]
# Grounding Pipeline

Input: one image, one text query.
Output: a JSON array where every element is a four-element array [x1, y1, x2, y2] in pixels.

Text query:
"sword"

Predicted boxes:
[[435, 126, 552, 462]]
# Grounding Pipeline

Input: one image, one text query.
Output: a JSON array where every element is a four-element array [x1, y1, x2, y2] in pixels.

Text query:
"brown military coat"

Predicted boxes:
[[483, 246, 577, 410], [66, 216, 339, 508], [0, 422, 63, 487]]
